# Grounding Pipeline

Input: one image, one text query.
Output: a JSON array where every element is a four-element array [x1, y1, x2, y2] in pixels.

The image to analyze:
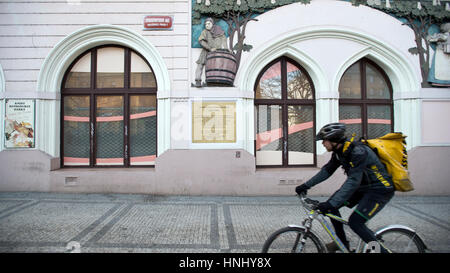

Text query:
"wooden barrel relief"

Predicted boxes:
[[205, 50, 237, 86]]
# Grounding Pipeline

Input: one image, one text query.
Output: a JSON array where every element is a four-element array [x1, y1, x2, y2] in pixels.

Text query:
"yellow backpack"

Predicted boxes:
[[362, 133, 414, 192]]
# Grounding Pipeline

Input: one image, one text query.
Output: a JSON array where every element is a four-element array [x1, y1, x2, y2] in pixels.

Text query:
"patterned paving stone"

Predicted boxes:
[[92, 204, 215, 247], [0, 193, 448, 253], [0, 200, 118, 246]]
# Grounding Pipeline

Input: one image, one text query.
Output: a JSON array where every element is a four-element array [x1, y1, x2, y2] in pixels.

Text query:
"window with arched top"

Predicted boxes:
[[338, 58, 393, 140], [254, 57, 316, 167], [61, 45, 157, 167]]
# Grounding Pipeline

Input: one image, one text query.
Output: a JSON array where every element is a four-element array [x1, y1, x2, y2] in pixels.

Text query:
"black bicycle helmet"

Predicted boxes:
[[316, 123, 346, 143]]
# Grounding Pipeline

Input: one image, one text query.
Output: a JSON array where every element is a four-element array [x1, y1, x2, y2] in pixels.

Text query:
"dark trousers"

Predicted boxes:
[[330, 190, 394, 252]]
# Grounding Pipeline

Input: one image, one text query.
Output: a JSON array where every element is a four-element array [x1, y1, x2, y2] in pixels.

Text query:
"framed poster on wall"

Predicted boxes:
[[192, 101, 236, 143], [4, 99, 35, 148]]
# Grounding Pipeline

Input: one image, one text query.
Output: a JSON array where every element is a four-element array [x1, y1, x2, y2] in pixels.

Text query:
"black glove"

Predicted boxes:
[[295, 184, 309, 195], [317, 201, 334, 214]]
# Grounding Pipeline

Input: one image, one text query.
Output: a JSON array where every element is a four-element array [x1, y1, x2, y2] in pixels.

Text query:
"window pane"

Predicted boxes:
[[97, 47, 124, 88], [130, 95, 157, 165], [65, 53, 91, 88], [339, 63, 361, 99], [96, 96, 124, 165], [255, 61, 282, 99], [368, 105, 391, 138], [366, 63, 390, 99], [287, 62, 313, 100], [287, 106, 314, 165], [255, 105, 283, 166], [339, 105, 362, 140], [63, 96, 90, 166], [130, 52, 156, 88]]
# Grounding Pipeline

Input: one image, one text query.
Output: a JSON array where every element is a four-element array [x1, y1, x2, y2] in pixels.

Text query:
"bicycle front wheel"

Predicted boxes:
[[262, 226, 325, 253], [375, 227, 426, 253]]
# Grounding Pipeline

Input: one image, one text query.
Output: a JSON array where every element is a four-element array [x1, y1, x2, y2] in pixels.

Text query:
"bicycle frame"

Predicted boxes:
[[298, 208, 352, 253], [322, 212, 378, 253], [297, 195, 382, 253], [277, 194, 427, 253], [320, 212, 353, 252]]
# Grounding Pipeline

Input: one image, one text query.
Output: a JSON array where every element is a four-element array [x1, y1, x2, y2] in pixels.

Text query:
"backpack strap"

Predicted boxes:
[[342, 133, 356, 154]]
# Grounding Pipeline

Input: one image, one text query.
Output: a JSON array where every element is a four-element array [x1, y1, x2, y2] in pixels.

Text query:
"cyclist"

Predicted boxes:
[[295, 123, 395, 253]]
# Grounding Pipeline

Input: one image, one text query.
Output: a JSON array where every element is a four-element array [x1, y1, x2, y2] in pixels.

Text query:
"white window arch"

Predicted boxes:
[[61, 45, 158, 167], [240, 26, 420, 151], [36, 25, 170, 159], [338, 57, 394, 140], [254, 56, 317, 167]]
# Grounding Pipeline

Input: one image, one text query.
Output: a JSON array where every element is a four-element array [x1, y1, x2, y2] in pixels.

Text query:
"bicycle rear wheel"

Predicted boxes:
[[262, 226, 325, 253], [375, 227, 426, 253]]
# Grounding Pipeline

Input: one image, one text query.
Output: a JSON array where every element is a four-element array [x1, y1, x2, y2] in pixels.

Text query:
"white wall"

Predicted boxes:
[[0, 63, 3, 153], [236, 0, 422, 152], [0, 0, 190, 157], [422, 100, 450, 145], [0, 0, 449, 196], [238, 0, 420, 88], [0, 0, 190, 94]]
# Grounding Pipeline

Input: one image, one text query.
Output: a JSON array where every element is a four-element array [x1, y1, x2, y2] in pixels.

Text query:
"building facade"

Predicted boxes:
[[0, 0, 449, 195]]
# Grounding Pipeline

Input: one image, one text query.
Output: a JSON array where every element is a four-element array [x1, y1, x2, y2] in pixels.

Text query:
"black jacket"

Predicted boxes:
[[305, 141, 395, 208]]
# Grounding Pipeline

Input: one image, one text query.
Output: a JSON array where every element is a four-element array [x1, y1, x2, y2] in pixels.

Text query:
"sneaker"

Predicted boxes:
[[325, 242, 340, 253]]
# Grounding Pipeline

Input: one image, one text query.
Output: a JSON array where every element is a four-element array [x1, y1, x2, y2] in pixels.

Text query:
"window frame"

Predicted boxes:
[[338, 58, 394, 140], [254, 57, 317, 168], [60, 45, 158, 168]]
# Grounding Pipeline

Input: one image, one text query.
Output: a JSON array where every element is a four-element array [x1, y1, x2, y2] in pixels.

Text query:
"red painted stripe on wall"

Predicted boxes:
[[64, 155, 156, 164], [64, 110, 156, 122], [256, 119, 391, 150]]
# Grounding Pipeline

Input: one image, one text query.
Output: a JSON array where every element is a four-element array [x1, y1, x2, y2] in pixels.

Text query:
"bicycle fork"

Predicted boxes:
[[289, 213, 316, 253]]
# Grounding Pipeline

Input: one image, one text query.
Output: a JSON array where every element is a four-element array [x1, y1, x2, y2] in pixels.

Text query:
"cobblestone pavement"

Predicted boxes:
[[0, 192, 449, 253]]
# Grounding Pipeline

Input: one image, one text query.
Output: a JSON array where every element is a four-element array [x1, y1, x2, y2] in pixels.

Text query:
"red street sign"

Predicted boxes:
[[143, 15, 173, 30]]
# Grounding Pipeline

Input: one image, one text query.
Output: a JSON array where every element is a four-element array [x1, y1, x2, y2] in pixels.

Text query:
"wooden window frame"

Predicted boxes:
[[339, 58, 394, 140], [254, 57, 317, 168], [61, 45, 158, 168]]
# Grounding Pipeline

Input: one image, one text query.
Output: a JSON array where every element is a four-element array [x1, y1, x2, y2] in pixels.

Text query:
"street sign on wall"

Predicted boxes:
[[143, 15, 173, 31]]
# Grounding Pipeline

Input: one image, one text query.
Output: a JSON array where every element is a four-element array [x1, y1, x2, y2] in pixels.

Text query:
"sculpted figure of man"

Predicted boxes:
[[427, 23, 450, 83], [194, 18, 228, 87]]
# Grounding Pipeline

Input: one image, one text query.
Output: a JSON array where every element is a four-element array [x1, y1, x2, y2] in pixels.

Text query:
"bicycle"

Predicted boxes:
[[262, 193, 428, 253]]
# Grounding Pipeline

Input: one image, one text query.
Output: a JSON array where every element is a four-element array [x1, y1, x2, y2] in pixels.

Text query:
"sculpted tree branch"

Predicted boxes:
[[352, 0, 450, 87], [193, 0, 311, 77]]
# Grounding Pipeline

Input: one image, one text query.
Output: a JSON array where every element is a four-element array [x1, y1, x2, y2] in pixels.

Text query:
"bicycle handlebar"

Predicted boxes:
[[296, 193, 320, 211]]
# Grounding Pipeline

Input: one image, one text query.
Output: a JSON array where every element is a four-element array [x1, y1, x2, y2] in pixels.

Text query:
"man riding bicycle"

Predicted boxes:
[[295, 123, 395, 252]]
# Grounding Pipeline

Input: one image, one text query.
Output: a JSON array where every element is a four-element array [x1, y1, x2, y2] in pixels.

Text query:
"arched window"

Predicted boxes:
[[61, 45, 157, 167], [254, 57, 316, 167], [338, 58, 393, 140]]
